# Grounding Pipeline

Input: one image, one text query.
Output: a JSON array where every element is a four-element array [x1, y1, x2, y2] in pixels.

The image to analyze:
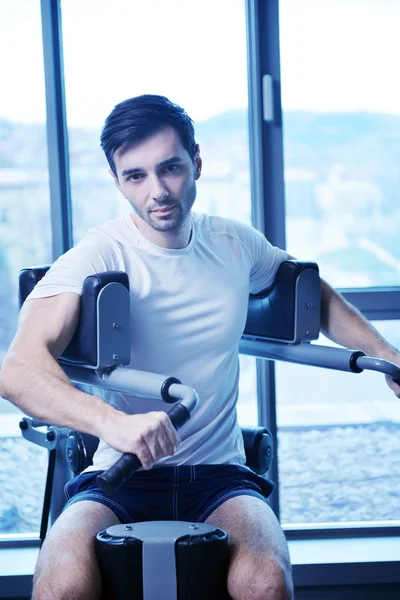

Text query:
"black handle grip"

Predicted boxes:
[[97, 403, 191, 496], [19, 417, 50, 430], [96, 453, 142, 496]]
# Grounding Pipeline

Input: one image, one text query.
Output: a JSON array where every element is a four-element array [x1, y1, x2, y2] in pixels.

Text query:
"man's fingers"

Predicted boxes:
[[134, 442, 153, 471], [135, 413, 180, 468], [385, 374, 400, 398]]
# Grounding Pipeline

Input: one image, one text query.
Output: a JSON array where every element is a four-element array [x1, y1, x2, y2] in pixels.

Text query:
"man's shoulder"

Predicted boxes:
[[194, 212, 257, 242], [78, 214, 132, 249]]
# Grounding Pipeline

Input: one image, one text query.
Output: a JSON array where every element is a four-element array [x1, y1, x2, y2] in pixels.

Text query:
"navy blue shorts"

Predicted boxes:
[[64, 464, 274, 524]]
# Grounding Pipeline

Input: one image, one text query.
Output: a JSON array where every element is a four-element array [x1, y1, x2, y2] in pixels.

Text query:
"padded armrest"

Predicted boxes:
[[19, 267, 130, 368], [244, 260, 321, 343], [19, 259, 321, 369], [19, 266, 51, 308]]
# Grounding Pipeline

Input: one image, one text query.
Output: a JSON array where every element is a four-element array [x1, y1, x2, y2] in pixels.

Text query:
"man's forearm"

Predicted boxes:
[[320, 279, 398, 360], [0, 348, 115, 438]]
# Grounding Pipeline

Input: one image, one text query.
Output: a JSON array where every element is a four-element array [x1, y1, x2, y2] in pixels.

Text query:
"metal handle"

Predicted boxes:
[[97, 403, 192, 496], [355, 356, 400, 384]]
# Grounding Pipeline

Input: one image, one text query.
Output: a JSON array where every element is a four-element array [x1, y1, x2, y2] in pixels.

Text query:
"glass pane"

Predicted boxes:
[[61, 0, 257, 423], [61, 0, 251, 237], [0, 0, 52, 534], [279, 0, 400, 288], [276, 321, 400, 525]]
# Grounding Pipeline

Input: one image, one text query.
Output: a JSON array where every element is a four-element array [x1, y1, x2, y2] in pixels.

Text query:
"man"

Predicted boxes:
[[0, 95, 399, 600]]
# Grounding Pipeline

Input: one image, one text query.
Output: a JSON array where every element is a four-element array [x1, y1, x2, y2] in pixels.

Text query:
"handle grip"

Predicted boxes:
[[19, 417, 50, 430], [97, 403, 191, 496]]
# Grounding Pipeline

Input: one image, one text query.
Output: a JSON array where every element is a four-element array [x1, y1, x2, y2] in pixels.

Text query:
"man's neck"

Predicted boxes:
[[130, 213, 192, 249]]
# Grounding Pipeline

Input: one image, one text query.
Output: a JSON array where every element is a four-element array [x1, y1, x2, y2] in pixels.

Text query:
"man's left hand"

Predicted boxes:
[[384, 352, 400, 398]]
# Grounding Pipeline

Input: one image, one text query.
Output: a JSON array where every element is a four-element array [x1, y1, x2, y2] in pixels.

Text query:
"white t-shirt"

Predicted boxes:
[[28, 212, 288, 471]]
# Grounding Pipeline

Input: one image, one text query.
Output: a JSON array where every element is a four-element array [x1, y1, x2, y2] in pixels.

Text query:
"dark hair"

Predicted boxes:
[[100, 94, 196, 175]]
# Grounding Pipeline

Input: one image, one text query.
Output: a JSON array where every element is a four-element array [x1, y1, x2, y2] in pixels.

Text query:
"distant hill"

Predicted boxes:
[[1, 110, 400, 181]]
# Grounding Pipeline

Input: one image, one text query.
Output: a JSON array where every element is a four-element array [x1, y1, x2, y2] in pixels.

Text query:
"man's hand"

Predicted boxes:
[[379, 348, 400, 398], [101, 411, 180, 470], [385, 375, 400, 398], [384, 352, 400, 398]]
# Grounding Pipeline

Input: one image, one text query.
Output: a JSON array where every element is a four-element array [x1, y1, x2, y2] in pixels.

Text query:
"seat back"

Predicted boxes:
[[65, 426, 272, 478]]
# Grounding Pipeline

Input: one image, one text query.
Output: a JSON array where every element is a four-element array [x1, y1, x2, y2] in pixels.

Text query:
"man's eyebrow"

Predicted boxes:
[[156, 156, 183, 169], [121, 156, 183, 178]]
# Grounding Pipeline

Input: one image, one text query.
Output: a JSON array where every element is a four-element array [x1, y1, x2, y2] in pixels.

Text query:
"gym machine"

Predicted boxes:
[[19, 260, 400, 599]]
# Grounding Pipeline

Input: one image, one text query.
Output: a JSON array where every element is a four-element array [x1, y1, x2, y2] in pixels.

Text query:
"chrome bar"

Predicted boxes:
[[239, 338, 364, 372], [356, 356, 400, 381]]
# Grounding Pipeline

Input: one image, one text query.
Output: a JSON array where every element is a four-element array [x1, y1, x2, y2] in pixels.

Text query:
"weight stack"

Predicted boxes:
[[95, 521, 229, 600]]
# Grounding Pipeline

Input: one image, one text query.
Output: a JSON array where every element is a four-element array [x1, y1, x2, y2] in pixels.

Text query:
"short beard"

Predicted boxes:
[[147, 204, 185, 232], [140, 181, 197, 233]]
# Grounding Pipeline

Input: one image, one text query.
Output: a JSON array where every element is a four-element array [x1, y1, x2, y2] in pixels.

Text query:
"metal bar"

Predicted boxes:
[[356, 356, 400, 380], [63, 365, 199, 412], [40, 0, 73, 258], [256, 357, 281, 518], [240, 339, 362, 372], [167, 383, 199, 414], [63, 365, 167, 397]]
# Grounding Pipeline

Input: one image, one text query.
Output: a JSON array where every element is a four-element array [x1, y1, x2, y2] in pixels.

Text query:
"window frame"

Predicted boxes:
[[1, 0, 399, 547], [245, 0, 400, 539]]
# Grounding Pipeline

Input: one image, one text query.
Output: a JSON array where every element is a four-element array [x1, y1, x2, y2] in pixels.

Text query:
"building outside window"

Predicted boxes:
[[278, 0, 400, 526], [0, 0, 51, 535]]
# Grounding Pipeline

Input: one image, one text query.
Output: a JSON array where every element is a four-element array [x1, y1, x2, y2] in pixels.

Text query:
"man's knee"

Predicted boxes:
[[228, 554, 294, 600], [31, 500, 118, 600], [32, 568, 101, 600]]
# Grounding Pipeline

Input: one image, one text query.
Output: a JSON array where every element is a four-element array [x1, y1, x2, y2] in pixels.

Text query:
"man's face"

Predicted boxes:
[[112, 127, 201, 241]]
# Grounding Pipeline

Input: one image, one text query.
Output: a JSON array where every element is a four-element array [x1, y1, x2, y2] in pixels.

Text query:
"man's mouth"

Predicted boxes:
[[151, 205, 176, 215]]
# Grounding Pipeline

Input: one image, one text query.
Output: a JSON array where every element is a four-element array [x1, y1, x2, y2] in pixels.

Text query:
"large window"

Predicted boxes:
[[278, 0, 400, 526], [1, 0, 398, 551], [280, 0, 400, 288], [277, 321, 400, 525], [60, 0, 258, 425], [0, 0, 51, 535]]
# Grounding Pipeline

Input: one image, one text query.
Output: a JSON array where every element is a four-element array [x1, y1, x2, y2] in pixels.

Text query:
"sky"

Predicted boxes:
[[1, 0, 400, 127]]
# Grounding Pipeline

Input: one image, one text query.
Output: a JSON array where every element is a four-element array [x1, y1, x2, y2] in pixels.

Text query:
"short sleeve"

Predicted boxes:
[[27, 233, 119, 301], [248, 228, 288, 294]]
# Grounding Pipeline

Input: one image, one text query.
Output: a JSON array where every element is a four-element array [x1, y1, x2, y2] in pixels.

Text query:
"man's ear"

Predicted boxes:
[[194, 144, 202, 180]]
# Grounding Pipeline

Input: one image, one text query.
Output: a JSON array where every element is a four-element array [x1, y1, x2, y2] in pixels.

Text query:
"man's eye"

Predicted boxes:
[[129, 173, 143, 181], [164, 164, 179, 174]]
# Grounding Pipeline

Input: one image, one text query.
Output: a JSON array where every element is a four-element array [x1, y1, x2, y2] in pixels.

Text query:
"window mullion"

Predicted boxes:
[[41, 0, 73, 259]]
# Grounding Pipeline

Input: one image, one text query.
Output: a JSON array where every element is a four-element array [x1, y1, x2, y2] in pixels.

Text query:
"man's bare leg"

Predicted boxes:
[[32, 500, 121, 600], [205, 495, 293, 600]]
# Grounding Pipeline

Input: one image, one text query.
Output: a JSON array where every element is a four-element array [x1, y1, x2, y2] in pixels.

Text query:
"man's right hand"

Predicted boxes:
[[101, 410, 180, 470]]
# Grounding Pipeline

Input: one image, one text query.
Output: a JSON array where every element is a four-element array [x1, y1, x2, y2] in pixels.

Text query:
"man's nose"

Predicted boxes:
[[150, 175, 169, 202]]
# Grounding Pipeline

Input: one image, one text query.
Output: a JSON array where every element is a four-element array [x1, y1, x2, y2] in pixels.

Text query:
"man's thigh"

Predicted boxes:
[[205, 495, 293, 599], [34, 500, 121, 595]]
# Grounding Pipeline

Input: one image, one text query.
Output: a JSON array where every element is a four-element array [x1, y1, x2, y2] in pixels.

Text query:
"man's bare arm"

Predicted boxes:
[[320, 279, 400, 397], [0, 293, 179, 468], [320, 280, 398, 358], [285, 255, 400, 396], [0, 293, 113, 433]]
